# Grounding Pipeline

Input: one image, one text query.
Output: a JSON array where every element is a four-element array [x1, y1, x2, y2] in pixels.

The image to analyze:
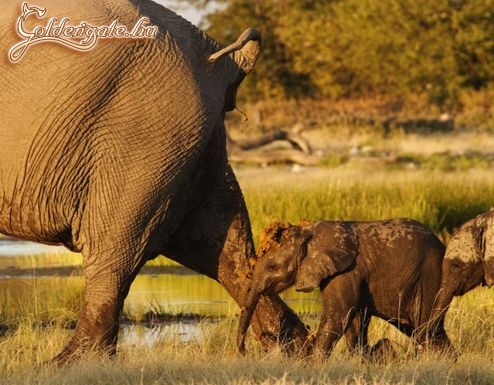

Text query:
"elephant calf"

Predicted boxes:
[[238, 219, 453, 358], [427, 209, 494, 339]]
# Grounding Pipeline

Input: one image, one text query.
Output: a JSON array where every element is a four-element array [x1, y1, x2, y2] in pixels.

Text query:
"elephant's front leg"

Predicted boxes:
[[414, 288, 456, 355], [415, 313, 455, 355], [163, 165, 309, 353], [310, 277, 360, 359]]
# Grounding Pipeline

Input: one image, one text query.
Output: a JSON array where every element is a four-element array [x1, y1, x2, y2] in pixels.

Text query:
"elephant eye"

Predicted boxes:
[[451, 260, 463, 270], [266, 263, 278, 272]]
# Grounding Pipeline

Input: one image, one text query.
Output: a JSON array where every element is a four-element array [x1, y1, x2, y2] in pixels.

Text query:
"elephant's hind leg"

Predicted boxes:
[[53, 229, 147, 363], [344, 308, 370, 355], [311, 277, 361, 359], [162, 165, 309, 354]]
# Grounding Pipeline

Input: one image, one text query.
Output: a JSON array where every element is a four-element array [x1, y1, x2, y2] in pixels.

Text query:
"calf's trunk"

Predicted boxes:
[[237, 288, 263, 355]]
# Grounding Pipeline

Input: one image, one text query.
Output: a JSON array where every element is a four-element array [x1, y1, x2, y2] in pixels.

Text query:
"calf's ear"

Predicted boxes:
[[295, 222, 358, 292], [281, 226, 313, 262], [482, 218, 494, 286]]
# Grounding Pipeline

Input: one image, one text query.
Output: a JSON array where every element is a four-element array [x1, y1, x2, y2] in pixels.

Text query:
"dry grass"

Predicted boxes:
[[0, 251, 81, 270], [1, 265, 494, 384], [0, 277, 83, 328], [2, 134, 494, 383], [299, 129, 494, 156], [2, 292, 494, 385]]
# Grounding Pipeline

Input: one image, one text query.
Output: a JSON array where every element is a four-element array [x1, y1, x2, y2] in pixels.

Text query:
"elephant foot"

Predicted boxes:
[[422, 336, 457, 360], [348, 345, 371, 357], [303, 346, 328, 362], [52, 341, 117, 366], [51, 327, 118, 365], [52, 343, 84, 366], [250, 295, 310, 355]]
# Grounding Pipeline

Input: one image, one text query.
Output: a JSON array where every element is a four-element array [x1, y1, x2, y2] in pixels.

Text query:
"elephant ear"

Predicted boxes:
[[295, 221, 358, 292], [208, 28, 261, 111], [208, 28, 262, 74], [257, 222, 312, 265], [445, 221, 480, 263]]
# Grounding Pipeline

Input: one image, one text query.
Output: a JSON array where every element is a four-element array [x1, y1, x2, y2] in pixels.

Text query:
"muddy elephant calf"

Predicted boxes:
[[427, 209, 494, 340], [238, 219, 453, 358]]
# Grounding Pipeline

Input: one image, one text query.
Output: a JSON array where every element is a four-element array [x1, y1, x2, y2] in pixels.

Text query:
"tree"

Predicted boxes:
[[173, 0, 494, 110]]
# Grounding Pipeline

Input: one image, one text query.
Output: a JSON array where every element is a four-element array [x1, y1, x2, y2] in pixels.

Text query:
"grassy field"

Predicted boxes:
[[238, 167, 494, 245], [2, 132, 494, 383], [2, 287, 494, 384]]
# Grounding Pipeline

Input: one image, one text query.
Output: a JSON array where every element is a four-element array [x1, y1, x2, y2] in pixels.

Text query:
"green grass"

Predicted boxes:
[[1, 167, 494, 383], [2, 287, 494, 384], [238, 168, 494, 245]]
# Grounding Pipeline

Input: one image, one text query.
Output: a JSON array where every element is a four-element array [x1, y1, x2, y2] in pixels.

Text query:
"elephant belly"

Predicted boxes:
[[367, 282, 418, 328], [0, 187, 73, 244], [0, 144, 77, 244]]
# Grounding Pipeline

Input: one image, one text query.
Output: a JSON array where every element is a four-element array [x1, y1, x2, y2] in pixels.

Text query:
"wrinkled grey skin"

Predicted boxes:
[[428, 210, 494, 343], [0, 0, 308, 362], [239, 219, 453, 358]]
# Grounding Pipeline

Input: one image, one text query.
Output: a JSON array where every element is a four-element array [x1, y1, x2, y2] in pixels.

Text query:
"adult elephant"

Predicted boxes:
[[0, 0, 307, 362]]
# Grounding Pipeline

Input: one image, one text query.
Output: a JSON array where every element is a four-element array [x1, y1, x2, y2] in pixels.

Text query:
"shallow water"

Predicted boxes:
[[0, 241, 322, 345], [0, 239, 65, 256], [119, 322, 205, 346]]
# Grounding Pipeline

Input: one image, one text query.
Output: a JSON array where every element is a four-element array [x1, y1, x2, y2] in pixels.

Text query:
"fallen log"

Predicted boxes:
[[227, 124, 315, 166]]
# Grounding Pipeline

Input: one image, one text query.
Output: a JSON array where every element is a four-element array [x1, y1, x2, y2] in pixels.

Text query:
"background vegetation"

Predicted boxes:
[[176, 0, 494, 111]]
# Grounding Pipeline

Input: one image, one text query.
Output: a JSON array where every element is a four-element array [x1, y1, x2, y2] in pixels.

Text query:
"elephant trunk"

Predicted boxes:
[[237, 287, 263, 355], [424, 286, 454, 349]]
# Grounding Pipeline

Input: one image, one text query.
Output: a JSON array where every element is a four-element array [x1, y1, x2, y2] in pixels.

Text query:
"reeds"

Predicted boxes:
[[239, 168, 494, 244], [1, 167, 494, 383]]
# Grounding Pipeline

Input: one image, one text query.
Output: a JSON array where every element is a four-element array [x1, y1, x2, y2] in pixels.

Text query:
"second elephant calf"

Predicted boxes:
[[238, 219, 452, 358]]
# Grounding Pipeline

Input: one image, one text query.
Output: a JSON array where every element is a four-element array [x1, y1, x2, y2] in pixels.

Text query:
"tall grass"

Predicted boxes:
[[3, 169, 491, 268], [238, 168, 494, 244], [2, 289, 494, 384], [0, 251, 81, 270], [0, 277, 83, 328], [1, 167, 494, 383]]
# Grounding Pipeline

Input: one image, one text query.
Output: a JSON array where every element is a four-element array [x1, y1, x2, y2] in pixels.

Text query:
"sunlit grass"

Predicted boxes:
[[0, 251, 81, 270], [2, 288, 494, 384], [237, 168, 494, 245], [0, 277, 83, 328], [1, 166, 494, 383], [0, 280, 493, 384], [124, 274, 239, 320], [300, 129, 494, 157], [3, 168, 493, 269], [0, 275, 490, 381], [0, 274, 319, 325], [0, 248, 180, 270]]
